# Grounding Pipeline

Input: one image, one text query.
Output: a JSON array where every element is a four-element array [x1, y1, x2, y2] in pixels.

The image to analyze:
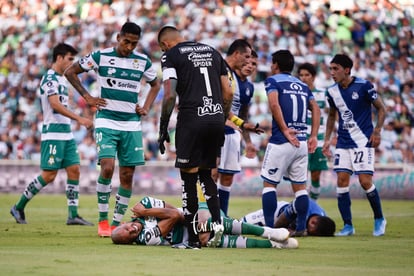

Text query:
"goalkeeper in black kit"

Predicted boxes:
[[156, 25, 233, 249]]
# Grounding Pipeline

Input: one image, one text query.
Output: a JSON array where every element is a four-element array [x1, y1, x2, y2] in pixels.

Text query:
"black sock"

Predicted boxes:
[[180, 170, 199, 243], [199, 169, 221, 224]]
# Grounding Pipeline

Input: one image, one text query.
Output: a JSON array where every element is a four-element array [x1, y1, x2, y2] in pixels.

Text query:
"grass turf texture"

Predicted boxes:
[[1, 194, 413, 276]]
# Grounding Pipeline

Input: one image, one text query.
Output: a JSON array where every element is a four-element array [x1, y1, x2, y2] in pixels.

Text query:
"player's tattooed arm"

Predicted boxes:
[[221, 75, 233, 119], [160, 78, 177, 122], [64, 62, 106, 108]]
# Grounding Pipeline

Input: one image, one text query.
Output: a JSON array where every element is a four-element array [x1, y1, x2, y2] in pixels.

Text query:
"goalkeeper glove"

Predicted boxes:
[[158, 119, 170, 154]]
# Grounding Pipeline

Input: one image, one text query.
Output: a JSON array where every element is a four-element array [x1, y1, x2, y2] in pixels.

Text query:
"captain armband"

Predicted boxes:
[[230, 115, 245, 127]]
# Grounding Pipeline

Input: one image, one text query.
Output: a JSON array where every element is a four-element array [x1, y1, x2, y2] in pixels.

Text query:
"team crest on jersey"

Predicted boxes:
[[197, 96, 223, 116], [368, 87, 378, 100], [132, 59, 140, 69], [352, 92, 359, 100], [107, 68, 116, 75], [48, 156, 55, 165]]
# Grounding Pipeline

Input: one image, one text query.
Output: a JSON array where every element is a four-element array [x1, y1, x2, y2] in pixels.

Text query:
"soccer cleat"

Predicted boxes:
[[207, 224, 224, 248], [289, 229, 308, 237], [98, 220, 112, 237], [271, 238, 299, 249], [66, 216, 94, 226], [172, 241, 201, 250], [10, 205, 27, 224], [335, 224, 355, 236], [264, 227, 289, 242], [373, 218, 386, 236]]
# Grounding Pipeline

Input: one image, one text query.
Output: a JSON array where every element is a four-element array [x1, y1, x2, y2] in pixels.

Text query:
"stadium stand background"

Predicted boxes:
[[0, 0, 413, 198]]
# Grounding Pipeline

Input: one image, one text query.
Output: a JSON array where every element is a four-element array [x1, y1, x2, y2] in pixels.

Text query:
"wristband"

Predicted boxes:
[[230, 115, 245, 127]]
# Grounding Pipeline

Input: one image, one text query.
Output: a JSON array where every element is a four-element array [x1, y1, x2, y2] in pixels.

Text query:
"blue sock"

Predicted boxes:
[[366, 185, 384, 219], [218, 185, 230, 216], [262, 187, 277, 227], [337, 189, 352, 226], [294, 193, 309, 232]]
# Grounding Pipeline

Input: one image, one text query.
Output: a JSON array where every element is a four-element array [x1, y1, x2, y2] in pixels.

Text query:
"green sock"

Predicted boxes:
[[222, 235, 272, 248], [96, 176, 111, 222], [207, 216, 234, 233], [111, 186, 132, 227], [310, 180, 320, 200], [241, 221, 265, 236], [212, 217, 264, 236], [66, 179, 79, 219], [245, 238, 272, 248], [16, 176, 47, 210]]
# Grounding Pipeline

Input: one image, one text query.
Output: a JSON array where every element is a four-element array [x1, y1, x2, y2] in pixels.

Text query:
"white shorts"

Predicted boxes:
[[218, 131, 241, 174], [333, 147, 375, 175], [261, 142, 308, 185], [241, 201, 290, 226]]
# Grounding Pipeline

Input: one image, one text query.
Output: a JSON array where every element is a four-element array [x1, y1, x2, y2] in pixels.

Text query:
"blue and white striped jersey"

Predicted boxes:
[[326, 77, 377, 148]]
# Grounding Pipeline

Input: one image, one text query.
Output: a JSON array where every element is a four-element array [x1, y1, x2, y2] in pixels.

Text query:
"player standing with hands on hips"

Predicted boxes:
[[322, 54, 386, 236], [261, 50, 320, 237], [157, 26, 233, 249], [65, 22, 160, 237]]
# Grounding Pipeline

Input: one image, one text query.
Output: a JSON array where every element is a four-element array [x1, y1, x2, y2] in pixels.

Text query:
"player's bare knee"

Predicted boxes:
[[41, 171, 58, 183]]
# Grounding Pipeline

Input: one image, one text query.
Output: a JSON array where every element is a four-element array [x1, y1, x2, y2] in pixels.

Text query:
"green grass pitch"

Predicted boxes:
[[1, 194, 413, 275]]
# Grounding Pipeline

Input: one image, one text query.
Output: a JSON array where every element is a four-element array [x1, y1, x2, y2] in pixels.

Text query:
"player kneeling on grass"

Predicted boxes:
[[111, 196, 298, 249]]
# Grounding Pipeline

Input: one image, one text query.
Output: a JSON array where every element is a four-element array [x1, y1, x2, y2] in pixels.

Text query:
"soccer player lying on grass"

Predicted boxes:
[[242, 199, 336, 237], [111, 196, 298, 249]]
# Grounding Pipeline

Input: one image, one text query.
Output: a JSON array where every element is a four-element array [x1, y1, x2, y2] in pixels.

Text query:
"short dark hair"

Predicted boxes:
[[227, 39, 251, 56], [330, 54, 353, 69], [120, 22, 141, 38], [298, 62, 317, 76], [310, 215, 336, 237], [271, 50, 294, 73], [52, 43, 78, 62], [157, 25, 178, 43], [251, 49, 258, 59]]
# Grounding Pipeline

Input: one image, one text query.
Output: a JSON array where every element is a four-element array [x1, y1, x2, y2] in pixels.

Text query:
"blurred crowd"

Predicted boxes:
[[0, 0, 413, 166]]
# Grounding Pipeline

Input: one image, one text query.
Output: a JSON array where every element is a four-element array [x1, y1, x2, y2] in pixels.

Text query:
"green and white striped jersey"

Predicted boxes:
[[39, 69, 73, 141], [78, 47, 157, 131], [134, 196, 185, 246], [307, 88, 328, 147]]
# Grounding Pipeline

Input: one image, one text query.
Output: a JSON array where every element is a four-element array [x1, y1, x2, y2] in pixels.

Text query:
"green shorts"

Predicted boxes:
[[308, 147, 328, 171], [95, 128, 145, 167], [40, 139, 80, 170]]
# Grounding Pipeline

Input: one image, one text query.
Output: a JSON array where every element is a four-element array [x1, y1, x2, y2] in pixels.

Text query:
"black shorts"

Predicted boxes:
[[175, 121, 224, 169]]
